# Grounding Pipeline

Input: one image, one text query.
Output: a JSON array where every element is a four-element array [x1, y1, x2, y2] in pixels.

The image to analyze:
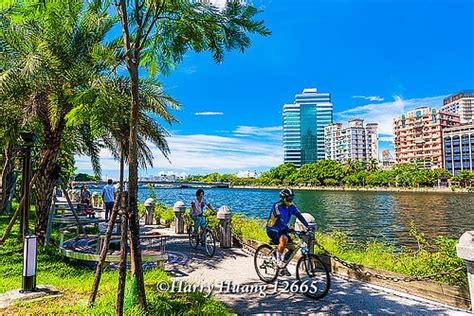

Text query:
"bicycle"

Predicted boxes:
[[254, 230, 331, 300], [188, 213, 217, 257]]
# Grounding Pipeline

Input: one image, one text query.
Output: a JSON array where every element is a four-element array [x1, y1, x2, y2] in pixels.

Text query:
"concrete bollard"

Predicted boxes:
[[144, 198, 156, 225], [456, 231, 474, 313], [173, 201, 186, 234], [91, 192, 99, 208], [217, 205, 232, 248]]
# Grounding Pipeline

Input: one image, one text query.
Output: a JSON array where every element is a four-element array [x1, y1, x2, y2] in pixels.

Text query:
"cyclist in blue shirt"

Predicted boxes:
[[266, 189, 312, 272]]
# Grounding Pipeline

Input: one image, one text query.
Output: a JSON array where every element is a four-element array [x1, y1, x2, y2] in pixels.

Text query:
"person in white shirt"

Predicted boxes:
[[191, 189, 216, 235], [102, 179, 116, 220]]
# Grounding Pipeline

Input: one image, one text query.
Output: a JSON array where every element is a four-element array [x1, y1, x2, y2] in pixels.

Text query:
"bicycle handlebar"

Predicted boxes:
[[294, 230, 315, 238]]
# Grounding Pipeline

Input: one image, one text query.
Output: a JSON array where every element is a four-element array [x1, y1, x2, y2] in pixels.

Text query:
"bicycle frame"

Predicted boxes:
[[268, 231, 314, 269], [254, 230, 331, 299], [188, 213, 217, 257]]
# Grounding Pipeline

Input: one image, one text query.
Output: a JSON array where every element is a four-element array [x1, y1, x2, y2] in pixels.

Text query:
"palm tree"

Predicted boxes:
[[342, 158, 356, 176], [0, 104, 22, 212], [71, 75, 180, 306], [366, 159, 379, 172], [0, 0, 118, 242], [69, 75, 180, 180]]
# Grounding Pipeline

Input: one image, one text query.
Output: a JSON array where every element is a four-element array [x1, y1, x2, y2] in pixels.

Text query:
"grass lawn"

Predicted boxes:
[[0, 211, 233, 315]]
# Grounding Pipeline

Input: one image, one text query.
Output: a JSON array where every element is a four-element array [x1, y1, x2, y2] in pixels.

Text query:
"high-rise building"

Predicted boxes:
[[365, 122, 379, 161], [443, 123, 474, 175], [393, 107, 460, 169], [441, 91, 474, 123], [283, 88, 333, 167], [324, 119, 379, 162], [324, 122, 343, 161]]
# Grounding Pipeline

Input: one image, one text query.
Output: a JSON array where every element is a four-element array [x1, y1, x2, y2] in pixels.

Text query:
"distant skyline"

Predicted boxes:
[[76, 0, 474, 178]]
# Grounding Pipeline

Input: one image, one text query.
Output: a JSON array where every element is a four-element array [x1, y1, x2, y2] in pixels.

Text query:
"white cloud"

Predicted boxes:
[[194, 112, 224, 116], [353, 95, 384, 102], [76, 128, 282, 173], [233, 125, 282, 140], [379, 136, 394, 143], [179, 66, 197, 75], [336, 94, 448, 135]]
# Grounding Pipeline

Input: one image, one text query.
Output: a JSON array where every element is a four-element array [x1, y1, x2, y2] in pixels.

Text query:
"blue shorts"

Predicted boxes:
[[267, 229, 292, 244]]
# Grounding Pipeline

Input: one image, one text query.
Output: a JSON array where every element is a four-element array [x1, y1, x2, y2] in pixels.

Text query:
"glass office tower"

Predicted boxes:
[[283, 88, 333, 167]]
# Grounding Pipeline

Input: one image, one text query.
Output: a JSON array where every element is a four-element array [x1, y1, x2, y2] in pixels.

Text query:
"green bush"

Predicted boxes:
[[182, 209, 219, 234], [232, 213, 268, 243], [155, 203, 174, 222]]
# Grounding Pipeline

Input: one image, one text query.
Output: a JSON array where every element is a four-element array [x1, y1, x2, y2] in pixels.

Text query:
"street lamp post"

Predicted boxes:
[[19, 133, 35, 238], [19, 133, 37, 292]]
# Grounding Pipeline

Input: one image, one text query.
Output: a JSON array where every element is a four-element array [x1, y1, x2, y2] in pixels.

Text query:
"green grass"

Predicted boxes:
[[0, 211, 233, 315], [231, 214, 468, 288]]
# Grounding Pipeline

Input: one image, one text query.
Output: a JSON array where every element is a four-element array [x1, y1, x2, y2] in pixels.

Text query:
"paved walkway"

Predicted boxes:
[[157, 228, 470, 315]]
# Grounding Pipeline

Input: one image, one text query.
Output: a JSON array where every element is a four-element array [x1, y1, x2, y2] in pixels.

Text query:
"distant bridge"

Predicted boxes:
[[72, 180, 230, 189]]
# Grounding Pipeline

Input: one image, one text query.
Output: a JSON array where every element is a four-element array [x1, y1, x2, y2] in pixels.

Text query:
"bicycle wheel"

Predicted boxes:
[[204, 228, 216, 257], [296, 254, 330, 300], [254, 244, 279, 283], [189, 229, 199, 249]]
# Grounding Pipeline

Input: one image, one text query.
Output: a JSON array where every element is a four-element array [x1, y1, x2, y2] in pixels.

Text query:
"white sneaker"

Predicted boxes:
[[276, 259, 286, 269]]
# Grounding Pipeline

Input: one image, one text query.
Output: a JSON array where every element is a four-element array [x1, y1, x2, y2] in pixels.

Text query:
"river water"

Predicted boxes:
[[88, 185, 474, 246]]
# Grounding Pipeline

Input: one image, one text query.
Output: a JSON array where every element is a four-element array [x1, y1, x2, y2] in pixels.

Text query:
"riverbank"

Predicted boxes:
[[231, 184, 472, 193]]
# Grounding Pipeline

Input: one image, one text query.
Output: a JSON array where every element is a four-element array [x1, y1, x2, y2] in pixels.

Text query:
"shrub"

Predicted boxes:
[[155, 203, 174, 222]]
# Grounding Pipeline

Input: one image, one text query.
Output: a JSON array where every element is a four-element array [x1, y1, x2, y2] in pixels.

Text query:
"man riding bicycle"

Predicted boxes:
[[266, 189, 313, 274], [191, 189, 216, 236]]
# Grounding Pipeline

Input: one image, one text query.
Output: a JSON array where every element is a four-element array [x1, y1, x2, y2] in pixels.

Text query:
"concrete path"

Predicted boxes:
[[157, 229, 470, 315]]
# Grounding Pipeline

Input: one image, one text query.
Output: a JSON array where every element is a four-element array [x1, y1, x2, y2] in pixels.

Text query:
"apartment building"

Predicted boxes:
[[324, 119, 379, 162], [443, 123, 474, 175], [441, 90, 474, 124], [393, 107, 460, 169]]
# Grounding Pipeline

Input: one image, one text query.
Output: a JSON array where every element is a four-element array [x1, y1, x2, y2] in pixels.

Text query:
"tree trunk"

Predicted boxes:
[[0, 196, 24, 244], [88, 200, 119, 305], [127, 61, 146, 309], [33, 127, 63, 244], [0, 142, 19, 212], [116, 199, 128, 315], [116, 146, 127, 316]]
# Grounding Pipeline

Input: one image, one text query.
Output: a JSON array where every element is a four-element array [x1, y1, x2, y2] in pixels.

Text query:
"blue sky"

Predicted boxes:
[[76, 0, 474, 178]]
